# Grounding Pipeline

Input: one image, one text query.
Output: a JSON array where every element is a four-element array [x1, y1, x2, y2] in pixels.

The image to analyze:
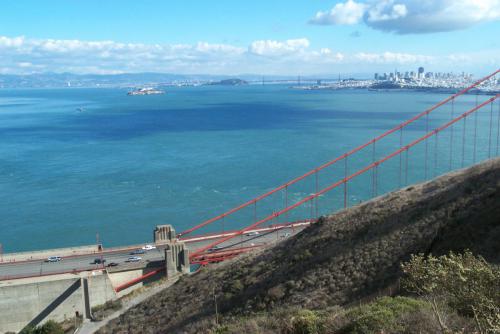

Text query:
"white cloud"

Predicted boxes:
[[366, 1, 408, 22], [17, 62, 33, 68], [0, 35, 497, 75], [310, 0, 367, 25], [0, 36, 247, 74], [195, 42, 245, 54], [354, 51, 433, 63], [0, 36, 25, 47], [310, 0, 500, 34], [249, 38, 310, 56]]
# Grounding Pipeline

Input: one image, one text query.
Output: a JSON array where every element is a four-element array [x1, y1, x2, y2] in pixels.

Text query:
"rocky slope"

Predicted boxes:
[[99, 158, 500, 334]]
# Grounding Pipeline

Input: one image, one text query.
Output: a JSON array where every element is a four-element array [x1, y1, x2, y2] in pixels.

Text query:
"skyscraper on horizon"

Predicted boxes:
[[418, 67, 425, 79]]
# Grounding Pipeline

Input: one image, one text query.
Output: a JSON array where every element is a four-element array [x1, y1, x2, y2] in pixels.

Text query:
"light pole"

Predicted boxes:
[[96, 233, 104, 268]]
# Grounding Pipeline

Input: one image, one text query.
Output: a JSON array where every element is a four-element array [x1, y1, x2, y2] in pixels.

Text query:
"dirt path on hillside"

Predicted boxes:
[[77, 276, 179, 334]]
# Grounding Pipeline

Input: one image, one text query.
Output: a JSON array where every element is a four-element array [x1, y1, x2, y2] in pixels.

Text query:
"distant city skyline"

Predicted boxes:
[[0, 0, 499, 76]]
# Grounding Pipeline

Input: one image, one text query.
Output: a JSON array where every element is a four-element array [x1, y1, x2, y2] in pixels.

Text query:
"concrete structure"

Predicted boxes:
[[165, 244, 190, 278], [153, 224, 177, 244], [0, 271, 115, 333], [154, 224, 190, 277], [0, 224, 304, 332], [0, 222, 307, 282]]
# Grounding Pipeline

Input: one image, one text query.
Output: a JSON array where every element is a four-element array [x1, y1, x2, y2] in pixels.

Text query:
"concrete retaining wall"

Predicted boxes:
[[0, 272, 115, 333]]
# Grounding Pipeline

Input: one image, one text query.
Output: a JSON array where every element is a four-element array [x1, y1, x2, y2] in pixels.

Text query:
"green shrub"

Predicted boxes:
[[229, 279, 244, 293], [402, 251, 500, 333], [211, 324, 229, 334], [341, 296, 429, 334], [91, 299, 122, 313], [283, 309, 321, 334], [20, 320, 64, 334]]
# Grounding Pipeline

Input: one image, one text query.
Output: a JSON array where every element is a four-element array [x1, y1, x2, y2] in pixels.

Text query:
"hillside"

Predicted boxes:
[[98, 158, 500, 334]]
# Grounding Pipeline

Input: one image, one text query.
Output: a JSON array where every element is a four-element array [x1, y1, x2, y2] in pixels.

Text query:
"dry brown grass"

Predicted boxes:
[[98, 158, 500, 334]]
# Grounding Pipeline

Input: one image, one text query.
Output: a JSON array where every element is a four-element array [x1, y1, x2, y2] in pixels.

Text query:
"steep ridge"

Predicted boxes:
[[99, 158, 500, 334]]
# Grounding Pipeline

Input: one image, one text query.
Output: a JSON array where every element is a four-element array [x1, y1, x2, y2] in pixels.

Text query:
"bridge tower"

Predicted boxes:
[[154, 225, 190, 277]]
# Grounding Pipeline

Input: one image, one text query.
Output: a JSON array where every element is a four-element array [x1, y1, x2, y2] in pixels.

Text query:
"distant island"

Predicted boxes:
[[207, 78, 248, 86], [127, 87, 164, 96]]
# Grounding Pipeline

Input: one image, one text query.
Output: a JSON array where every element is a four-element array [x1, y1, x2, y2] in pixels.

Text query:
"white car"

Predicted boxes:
[[245, 231, 260, 237], [141, 244, 156, 251], [127, 256, 142, 262], [46, 256, 62, 262]]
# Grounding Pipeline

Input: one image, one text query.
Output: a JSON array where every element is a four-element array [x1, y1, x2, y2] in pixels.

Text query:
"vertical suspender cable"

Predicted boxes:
[[399, 128, 403, 188], [372, 141, 376, 197], [462, 115, 467, 167], [405, 148, 409, 186], [254, 201, 257, 224], [284, 186, 288, 223], [309, 196, 313, 222], [489, 100, 494, 158], [449, 98, 454, 170], [315, 171, 319, 219], [425, 112, 429, 179], [497, 98, 500, 156], [473, 93, 478, 163], [343, 156, 348, 208], [434, 131, 439, 177]]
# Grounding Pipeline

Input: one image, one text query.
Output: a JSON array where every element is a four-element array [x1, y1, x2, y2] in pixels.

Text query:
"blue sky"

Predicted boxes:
[[0, 0, 499, 75]]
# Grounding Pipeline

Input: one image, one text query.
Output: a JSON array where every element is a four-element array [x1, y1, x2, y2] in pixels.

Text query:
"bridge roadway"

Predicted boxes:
[[0, 225, 305, 281]]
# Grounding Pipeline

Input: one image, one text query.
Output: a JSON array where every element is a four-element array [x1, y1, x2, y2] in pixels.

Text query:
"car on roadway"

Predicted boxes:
[[281, 232, 291, 239], [141, 244, 156, 251], [130, 249, 145, 255], [127, 256, 142, 262], [92, 258, 106, 264], [208, 245, 222, 252], [46, 256, 62, 262], [245, 231, 260, 237], [107, 262, 119, 267]]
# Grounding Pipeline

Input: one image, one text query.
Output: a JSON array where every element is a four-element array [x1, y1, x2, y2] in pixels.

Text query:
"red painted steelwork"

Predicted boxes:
[[189, 94, 499, 260], [190, 245, 263, 264], [178, 70, 499, 238], [180, 220, 312, 243], [114, 268, 165, 293]]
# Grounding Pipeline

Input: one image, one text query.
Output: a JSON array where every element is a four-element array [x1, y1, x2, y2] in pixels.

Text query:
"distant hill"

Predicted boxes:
[[0, 73, 373, 88], [207, 78, 248, 86], [98, 158, 500, 334], [0, 72, 236, 88]]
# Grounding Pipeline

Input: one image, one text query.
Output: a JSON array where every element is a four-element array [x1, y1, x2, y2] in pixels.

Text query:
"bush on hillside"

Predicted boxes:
[[92, 299, 123, 320], [339, 296, 429, 334], [19, 320, 64, 334], [284, 309, 321, 334], [401, 251, 500, 333]]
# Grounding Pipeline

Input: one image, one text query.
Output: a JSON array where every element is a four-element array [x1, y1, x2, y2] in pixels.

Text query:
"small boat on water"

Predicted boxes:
[[127, 87, 165, 96]]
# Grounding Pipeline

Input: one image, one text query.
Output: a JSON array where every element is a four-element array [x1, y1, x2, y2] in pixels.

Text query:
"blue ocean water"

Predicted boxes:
[[0, 85, 496, 252]]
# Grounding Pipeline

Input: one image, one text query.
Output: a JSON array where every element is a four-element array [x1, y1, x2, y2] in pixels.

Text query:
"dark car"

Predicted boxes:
[[130, 249, 145, 255], [107, 262, 119, 267], [208, 245, 222, 253], [92, 258, 106, 264]]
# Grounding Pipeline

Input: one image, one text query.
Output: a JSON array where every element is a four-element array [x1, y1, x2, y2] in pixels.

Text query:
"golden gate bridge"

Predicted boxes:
[[175, 69, 500, 264]]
